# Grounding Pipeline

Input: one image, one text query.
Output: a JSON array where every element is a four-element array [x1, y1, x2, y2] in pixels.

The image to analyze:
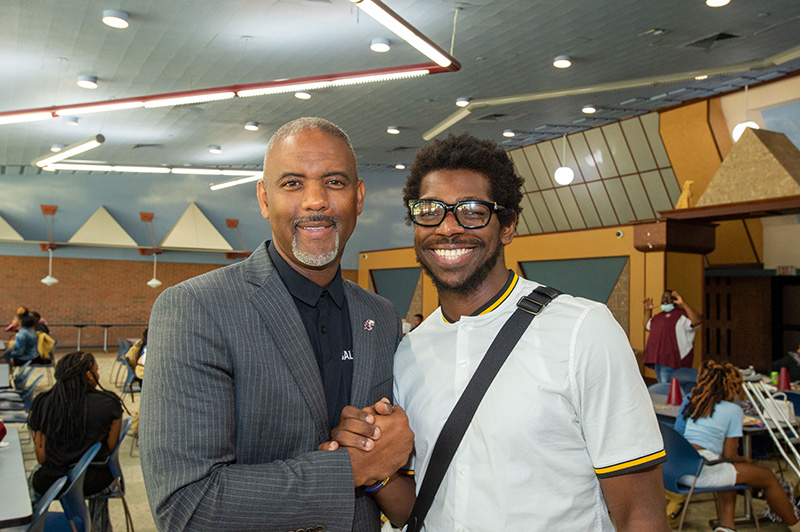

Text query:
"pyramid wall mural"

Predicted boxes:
[[697, 128, 800, 206], [160, 202, 233, 251], [68, 206, 138, 247], [0, 213, 24, 241]]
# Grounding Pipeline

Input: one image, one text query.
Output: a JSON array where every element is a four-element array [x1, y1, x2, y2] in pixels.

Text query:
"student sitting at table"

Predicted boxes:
[[680, 360, 800, 532], [28, 351, 124, 532], [3, 314, 38, 366]]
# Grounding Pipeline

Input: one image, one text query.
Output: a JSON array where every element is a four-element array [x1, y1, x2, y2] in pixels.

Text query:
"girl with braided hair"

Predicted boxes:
[[680, 360, 800, 532], [28, 351, 123, 532]]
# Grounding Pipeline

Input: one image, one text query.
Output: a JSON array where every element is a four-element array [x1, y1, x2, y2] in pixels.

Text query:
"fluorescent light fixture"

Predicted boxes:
[[77, 74, 98, 89], [143, 91, 235, 108], [502, 129, 515, 138], [43, 163, 114, 172], [63, 117, 79, 126], [238, 81, 331, 98], [294, 92, 312, 100], [370, 38, 391, 53], [50, 144, 64, 152], [244, 121, 259, 131], [387, 126, 400, 135], [209, 146, 222, 154], [553, 55, 572, 68], [694, 74, 709, 81], [210, 173, 263, 190], [554, 166, 575, 185], [706, 0, 730, 6], [329, 69, 429, 86], [0, 111, 53, 125], [582, 104, 597, 114], [395, 164, 406, 170], [456, 97, 471, 107], [172, 168, 224, 175], [102, 9, 129, 28], [32, 134, 105, 167], [56, 101, 144, 116], [112, 165, 171, 173], [350, 0, 452, 68]]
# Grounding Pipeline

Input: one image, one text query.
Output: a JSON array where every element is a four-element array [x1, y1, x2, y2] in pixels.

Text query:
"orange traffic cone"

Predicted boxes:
[[778, 366, 791, 391], [667, 377, 683, 406]]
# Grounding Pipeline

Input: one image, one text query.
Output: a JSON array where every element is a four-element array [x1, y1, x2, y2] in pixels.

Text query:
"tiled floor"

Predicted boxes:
[[10, 348, 798, 531]]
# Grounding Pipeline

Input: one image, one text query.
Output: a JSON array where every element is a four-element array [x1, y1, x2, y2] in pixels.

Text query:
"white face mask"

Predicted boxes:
[[661, 303, 675, 312]]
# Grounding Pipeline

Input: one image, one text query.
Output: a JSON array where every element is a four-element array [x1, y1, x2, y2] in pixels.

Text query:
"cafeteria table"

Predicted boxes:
[[0, 428, 33, 528]]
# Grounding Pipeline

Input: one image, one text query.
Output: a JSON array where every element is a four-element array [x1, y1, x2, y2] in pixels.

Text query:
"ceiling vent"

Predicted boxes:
[[474, 113, 510, 122], [685, 32, 740, 50]]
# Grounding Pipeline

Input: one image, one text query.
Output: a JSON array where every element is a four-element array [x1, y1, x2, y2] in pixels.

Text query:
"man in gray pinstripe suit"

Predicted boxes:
[[140, 118, 414, 532]]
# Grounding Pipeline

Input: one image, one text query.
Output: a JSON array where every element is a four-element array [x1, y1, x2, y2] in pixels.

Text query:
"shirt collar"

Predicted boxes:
[[267, 241, 345, 309], [442, 270, 519, 324]]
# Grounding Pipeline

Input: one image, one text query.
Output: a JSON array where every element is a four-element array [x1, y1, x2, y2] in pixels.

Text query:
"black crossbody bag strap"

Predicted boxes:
[[405, 285, 562, 532]]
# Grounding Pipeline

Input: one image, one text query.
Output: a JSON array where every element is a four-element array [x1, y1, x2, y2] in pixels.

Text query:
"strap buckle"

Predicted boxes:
[[517, 295, 545, 315]]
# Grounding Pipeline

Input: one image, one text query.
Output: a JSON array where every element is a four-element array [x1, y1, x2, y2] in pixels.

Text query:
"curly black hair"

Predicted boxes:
[[402, 132, 524, 227]]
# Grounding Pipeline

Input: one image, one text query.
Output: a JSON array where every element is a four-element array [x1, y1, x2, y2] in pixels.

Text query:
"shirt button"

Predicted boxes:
[[458, 360, 467, 367], [458, 467, 466, 475]]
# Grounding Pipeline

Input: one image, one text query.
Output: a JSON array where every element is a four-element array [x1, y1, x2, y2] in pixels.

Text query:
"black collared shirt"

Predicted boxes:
[[267, 242, 353, 430]]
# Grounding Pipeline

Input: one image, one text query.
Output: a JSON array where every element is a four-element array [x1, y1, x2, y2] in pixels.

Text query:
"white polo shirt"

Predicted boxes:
[[394, 273, 665, 531]]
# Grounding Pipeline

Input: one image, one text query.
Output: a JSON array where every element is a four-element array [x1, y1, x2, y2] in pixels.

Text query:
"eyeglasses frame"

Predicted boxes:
[[407, 199, 506, 229]]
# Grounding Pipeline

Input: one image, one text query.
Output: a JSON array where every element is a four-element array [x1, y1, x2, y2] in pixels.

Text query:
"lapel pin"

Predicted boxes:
[[364, 319, 375, 331]]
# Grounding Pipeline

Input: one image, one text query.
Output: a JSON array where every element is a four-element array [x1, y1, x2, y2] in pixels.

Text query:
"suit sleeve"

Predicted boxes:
[[140, 285, 358, 532]]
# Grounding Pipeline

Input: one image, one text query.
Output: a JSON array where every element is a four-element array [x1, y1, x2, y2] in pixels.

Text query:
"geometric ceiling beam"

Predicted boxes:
[[0, 63, 457, 125], [139, 212, 162, 256], [225, 219, 252, 260], [424, 43, 800, 140], [160, 203, 233, 251]]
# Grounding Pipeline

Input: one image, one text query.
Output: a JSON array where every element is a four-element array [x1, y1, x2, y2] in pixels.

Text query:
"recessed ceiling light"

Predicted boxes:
[[386, 126, 400, 135], [209, 145, 222, 154], [244, 121, 259, 131], [395, 164, 406, 170], [502, 129, 515, 138], [706, 0, 730, 6], [694, 74, 709, 80], [63, 117, 79, 126], [582, 104, 597, 114], [50, 144, 65, 152], [455, 97, 471, 107], [294, 92, 311, 100], [553, 55, 572, 69], [77, 74, 98, 90], [370, 38, 391, 53], [102, 9, 129, 29]]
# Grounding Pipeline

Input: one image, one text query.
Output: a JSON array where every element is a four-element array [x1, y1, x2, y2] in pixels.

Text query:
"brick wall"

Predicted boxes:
[[1, 255, 222, 348], [1, 255, 362, 349]]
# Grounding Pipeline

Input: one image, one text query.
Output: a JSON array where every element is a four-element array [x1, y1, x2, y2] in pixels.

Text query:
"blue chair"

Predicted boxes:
[[121, 359, 141, 402], [88, 417, 135, 532], [0, 375, 43, 411], [681, 380, 697, 396], [23, 475, 68, 532], [671, 367, 699, 385], [45, 443, 102, 532], [783, 391, 800, 416], [659, 422, 758, 532], [648, 382, 671, 395], [13, 360, 33, 389], [114, 338, 133, 386]]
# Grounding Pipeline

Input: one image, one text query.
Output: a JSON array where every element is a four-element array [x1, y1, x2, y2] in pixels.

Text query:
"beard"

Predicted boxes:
[[291, 215, 339, 267], [416, 236, 502, 296]]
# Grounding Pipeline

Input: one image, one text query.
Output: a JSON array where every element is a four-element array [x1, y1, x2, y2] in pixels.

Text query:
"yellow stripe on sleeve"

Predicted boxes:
[[594, 449, 667, 477]]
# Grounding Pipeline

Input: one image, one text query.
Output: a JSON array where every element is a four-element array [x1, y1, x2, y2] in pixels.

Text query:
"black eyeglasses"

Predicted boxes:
[[407, 199, 505, 229]]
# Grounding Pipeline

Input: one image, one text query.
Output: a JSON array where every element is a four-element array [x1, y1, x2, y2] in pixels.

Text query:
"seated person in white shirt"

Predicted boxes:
[[680, 360, 800, 532]]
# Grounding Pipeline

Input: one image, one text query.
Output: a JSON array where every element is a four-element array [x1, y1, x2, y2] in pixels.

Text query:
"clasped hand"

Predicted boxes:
[[319, 398, 414, 487]]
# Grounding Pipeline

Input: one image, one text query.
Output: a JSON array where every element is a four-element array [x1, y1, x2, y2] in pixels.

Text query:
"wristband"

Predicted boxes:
[[363, 476, 391, 493]]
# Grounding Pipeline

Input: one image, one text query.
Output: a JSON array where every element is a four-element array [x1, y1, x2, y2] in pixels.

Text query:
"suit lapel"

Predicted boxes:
[[347, 284, 377, 407], [245, 244, 329, 438]]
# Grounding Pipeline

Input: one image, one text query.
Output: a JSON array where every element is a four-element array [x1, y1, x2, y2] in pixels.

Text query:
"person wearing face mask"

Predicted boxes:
[[644, 290, 703, 383]]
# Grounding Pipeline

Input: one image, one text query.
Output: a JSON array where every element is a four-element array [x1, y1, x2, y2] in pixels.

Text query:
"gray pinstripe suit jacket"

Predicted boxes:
[[140, 241, 402, 532]]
